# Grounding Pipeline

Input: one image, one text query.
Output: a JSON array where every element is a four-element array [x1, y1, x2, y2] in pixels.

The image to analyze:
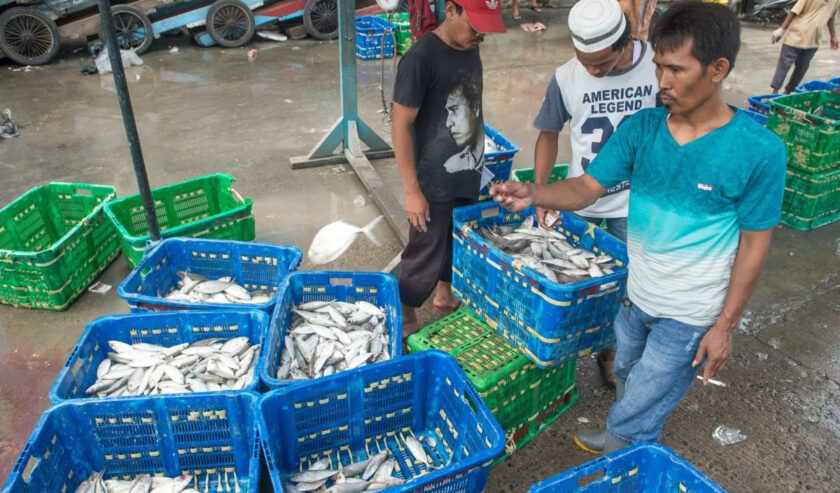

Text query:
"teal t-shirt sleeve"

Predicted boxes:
[[736, 139, 786, 230], [585, 110, 645, 189]]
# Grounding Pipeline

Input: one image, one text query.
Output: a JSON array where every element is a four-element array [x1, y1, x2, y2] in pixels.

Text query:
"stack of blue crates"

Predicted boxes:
[[356, 16, 395, 60]]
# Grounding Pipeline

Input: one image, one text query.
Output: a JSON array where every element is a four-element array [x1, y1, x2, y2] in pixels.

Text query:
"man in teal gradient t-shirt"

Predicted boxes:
[[491, 1, 786, 454]]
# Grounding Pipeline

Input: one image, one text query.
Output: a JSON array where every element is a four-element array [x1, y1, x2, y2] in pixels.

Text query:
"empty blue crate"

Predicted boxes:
[[118, 238, 301, 313], [452, 202, 628, 369], [356, 16, 394, 60], [50, 310, 268, 403], [3, 392, 260, 493], [744, 108, 768, 126], [747, 94, 782, 115], [528, 443, 725, 493], [795, 79, 838, 93], [258, 351, 505, 493], [260, 270, 402, 389], [480, 124, 520, 201]]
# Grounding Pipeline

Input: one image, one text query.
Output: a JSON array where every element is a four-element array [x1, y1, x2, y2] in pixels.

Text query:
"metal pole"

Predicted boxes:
[[97, 0, 161, 241]]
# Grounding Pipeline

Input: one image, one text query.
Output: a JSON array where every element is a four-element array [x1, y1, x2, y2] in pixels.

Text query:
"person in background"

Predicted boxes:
[[391, 0, 505, 337], [770, 0, 839, 93], [532, 0, 659, 392], [512, 0, 542, 21], [618, 0, 659, 39], [492, 1, 785, 454]]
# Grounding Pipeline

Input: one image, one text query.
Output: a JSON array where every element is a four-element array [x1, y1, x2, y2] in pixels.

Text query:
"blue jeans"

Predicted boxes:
[[577, 215, 627, 243], [606, 301, 708, 443]]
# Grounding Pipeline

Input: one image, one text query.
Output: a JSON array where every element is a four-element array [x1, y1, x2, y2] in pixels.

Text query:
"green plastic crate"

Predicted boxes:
[[782, 208, 840, 230], [376, 12, 412, 55], [782, 166, 840, 221], [407, 307, 578, 465], [785, 145, 840, 174], [512, 164, 570, 184], [104, 174, 255, 268], [768, 92, 840, 170], [0, 183, 119, 310]]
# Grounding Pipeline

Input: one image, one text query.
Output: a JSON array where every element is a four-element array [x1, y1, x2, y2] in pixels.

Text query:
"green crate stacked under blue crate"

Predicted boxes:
[[408, 307, 578, 465], [767, 91, 840, 230]]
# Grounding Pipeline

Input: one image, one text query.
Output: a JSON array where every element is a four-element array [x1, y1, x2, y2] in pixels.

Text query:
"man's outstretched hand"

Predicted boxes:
[[490, 182, 535, 211]]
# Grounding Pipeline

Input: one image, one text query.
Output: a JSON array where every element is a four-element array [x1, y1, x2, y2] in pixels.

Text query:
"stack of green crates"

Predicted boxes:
[[407, 307, 578, 465], [0, 183, 119, 310], [767, 91, 840, 230], [376, 12, 412, 55]]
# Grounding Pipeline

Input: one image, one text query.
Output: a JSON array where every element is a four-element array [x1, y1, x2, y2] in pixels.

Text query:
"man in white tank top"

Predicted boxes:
[[531, 0, 659, 393]]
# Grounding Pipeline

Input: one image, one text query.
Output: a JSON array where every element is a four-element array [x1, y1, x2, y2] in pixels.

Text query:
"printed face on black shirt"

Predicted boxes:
[[445, 86, 481, 148]]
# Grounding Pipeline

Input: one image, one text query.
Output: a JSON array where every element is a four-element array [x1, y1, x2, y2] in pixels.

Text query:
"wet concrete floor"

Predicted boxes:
[[0, 8, 838, 491]]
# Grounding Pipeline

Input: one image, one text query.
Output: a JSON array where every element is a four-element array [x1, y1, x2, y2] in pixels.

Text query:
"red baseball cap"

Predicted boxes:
[[451, 0, 506, 33]]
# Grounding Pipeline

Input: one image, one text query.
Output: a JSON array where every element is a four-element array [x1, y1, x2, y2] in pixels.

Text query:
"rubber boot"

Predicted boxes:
[[573, 381, 625, 453], [603, 431, 631, 454]]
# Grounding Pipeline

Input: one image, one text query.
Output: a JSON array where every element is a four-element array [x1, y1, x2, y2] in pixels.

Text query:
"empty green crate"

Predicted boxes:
[[407, 307, 578, 464], [782, 208, 840, 230], [512, 164, 570, 183], [104, 174, 255, 268], [0, 183, 119, 310], [782, 167, 840, 221], [768, 92, 840, 169], [785, 145, 840, 174]]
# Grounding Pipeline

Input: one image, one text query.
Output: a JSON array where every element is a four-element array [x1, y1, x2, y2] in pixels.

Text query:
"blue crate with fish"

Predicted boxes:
[[117, 238, 301, 313], [356, 16, 394, 60], [260, 270, 403, 389], [479, 124, 520, 201], [747, 94, 782, 115], [49, 310, 268, 404], [527, 443, 725, 493], [794, 79, 838, 93], [452, 201, 628, 369], [258, 351, 505, 493], [2, 392, 260, 493]]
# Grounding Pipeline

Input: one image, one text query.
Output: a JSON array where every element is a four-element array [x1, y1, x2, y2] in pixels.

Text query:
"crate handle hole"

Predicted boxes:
[[21, 455, 38, 481], [577, 469, 605, 487], [329, 278, 353, 286], [71, 357, 84, 375], [75, 188, 92, 197], [481, 207, 501, 218]]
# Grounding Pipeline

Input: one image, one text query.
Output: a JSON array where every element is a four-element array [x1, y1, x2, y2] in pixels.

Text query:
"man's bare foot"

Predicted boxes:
[[431, 282, 460, 313], [513, 7, 521, 20], [403, 304, 420, 339]]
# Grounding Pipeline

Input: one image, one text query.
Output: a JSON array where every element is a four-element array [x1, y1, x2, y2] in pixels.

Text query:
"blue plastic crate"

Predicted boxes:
[[118, 238, 301, 313], [49, 310, 269, 404], [260, 270, 402, 389], [528, 443, 725, 493], [356, 16, 394, 60], [452, 202, 628, 368], [795, 79, 839, 93], [480, 124, 520, 201], [2, 392, 260, 493], [258, 351, 505, 493], [744, 108, 768, 125], [747, 94, 782, 115]]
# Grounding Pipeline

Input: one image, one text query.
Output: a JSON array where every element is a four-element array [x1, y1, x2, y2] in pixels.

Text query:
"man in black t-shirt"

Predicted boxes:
[[391, 0, 505, 336]]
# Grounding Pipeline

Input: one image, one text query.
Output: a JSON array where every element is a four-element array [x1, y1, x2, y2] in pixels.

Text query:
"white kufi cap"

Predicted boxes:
[[568, 0, 627, 53]]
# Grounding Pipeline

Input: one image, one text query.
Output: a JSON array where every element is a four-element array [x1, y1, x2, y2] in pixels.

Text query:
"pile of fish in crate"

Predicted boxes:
[[3, 235, 506, 493], [403, 198, 630, 460]]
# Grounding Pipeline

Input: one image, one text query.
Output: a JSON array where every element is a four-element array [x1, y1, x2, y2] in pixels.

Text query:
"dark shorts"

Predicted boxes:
[[399, 197, 474, 307]]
